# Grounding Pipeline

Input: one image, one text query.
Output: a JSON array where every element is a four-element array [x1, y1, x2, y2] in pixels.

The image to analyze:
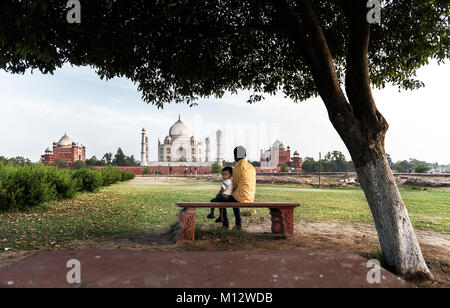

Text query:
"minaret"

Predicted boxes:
[[216, 130, 223, 166], [145, 136, 149, 164], [140, 128, 147, 166], [205, 137, 211, 162]]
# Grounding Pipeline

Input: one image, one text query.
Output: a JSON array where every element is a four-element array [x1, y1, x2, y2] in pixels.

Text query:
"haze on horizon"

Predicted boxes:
[[0, 61, 448, 165]]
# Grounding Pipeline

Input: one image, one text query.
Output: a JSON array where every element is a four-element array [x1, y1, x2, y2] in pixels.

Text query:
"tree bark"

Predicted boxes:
[[355, 153, 431, 278]]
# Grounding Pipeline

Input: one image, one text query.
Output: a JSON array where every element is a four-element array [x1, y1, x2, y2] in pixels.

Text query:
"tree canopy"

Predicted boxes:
[[0, 0, 448, 108], [1, 0, 448, 276]]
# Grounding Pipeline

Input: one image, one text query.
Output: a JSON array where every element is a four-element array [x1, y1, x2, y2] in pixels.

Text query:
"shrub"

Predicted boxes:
[[0, 164, 135, 212], [47, 167, 78, 199], [120, 170, 135, 181], [143, 167, 151, 175], [0, 164, 57, 211], [280, 163, 289, 172], [71, 168, 103, 192], [100, 166, 123, 186]]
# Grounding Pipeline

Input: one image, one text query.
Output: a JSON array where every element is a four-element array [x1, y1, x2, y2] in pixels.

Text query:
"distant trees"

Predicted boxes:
[[302, 151, 355, 172], [391, 158, 431, 173], [0, 156, 32, 166], [86, 156, 105, 167], [113, 148, 139, 166], [222, 161, 236, 167], [300, 152, 437, 173], [86, 148, 139, 167], [71, 160, 88, 170], [53, 159, 68, 169], [249, 160, 261, 167], [102, 153, 113, 165], [211, 163, 222, 174]]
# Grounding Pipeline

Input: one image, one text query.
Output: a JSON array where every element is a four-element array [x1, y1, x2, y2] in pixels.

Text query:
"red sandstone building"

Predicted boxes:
[[260, 140, 302, 172], [41, 133, 86, 167]]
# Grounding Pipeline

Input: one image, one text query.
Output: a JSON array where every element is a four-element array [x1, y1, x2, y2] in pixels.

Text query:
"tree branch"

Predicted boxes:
[[341, 0, 387, 127]]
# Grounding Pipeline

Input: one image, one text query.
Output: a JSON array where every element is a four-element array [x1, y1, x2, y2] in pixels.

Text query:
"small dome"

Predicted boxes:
[[57, 133, 73, 147], [279, 143, 286, 151], [45, 147, 52, 153], [169, 117, 190, 138], [164, 135, 172, 142], [293, 151, 299, 156]]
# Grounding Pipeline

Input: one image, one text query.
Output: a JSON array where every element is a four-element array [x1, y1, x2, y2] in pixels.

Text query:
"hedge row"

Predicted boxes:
[[0, 164, 135, 211]]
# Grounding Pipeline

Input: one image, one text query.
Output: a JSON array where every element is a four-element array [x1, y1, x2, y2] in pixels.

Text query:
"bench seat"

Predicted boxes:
[[174, 202, 301, 242]]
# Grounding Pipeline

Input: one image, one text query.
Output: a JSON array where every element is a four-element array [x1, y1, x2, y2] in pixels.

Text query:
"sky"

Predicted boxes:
[[0, 61, 449, 164]]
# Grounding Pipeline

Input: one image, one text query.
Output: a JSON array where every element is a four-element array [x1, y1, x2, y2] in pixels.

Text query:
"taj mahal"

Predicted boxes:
[[140, 116, 223, 167]]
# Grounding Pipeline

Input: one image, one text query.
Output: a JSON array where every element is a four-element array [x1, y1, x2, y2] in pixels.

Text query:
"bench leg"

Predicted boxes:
[[174, 208, 196, 242], [269, 208, 294, 237]]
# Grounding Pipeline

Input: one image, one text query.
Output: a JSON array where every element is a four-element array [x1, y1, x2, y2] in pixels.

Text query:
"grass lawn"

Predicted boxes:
[[0, 177, 449, 250]]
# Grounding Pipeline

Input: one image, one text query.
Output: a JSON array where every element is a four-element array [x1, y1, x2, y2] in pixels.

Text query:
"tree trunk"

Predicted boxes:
[[354, 151, 432, 279], [274, 0, 433, 279]]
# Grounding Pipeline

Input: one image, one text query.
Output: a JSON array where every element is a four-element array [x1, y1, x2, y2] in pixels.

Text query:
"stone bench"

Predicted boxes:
[[174, 202, 301, 242]]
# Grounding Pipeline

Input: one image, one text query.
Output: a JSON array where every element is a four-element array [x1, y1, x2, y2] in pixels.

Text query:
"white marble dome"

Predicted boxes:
[[57, 133, 73, 147], [169, 118, 190, 139], [272, 140, 281, 149]]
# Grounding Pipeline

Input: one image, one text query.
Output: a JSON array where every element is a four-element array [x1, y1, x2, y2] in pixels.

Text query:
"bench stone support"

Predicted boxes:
[[269, 208, 294, 237], [175, 208, 196, 242]]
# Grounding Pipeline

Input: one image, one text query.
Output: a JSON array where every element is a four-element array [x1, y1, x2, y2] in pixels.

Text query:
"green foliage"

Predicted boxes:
[[71, 160, 88, 170], [53, 159, 68, 169], [280, 163, 289, 172], [102, 153, 113, 165], [0, 156, 32, 166], [113, 148, 127, 166], [121, 170, 135, 181], [143, 167, 151, 175], [87, 149, 139, 167], [100, 166, 124, 186], [71, 168, 103, 192], [302, 157, 320, 172], [396, 165, 405, 173], [0, 164, 135, 212], [0, 1, 447, 107], [249, 160, 261, 167], [112, 147, 139, 166], [86, 156, 106, 166], [0, 164, 57, 211], [392, 158, 432, 173], [302, 151, 355, 172], [211, 163, 222, 174], [415, 164, 429, 174], [46, 167, 79, 200]]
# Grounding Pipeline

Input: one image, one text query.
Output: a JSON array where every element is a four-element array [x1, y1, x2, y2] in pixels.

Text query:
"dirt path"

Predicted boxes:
[[246, 218, 450, 251], [1, 218, 449, 287]]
